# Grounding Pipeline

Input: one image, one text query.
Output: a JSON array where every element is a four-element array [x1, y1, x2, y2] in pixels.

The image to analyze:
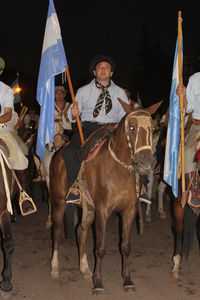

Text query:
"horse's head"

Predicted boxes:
[[118, 98, 163, 175]]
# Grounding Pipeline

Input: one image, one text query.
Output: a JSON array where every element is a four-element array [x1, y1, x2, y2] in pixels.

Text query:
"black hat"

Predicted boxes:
[[89, 55, 116, 76]]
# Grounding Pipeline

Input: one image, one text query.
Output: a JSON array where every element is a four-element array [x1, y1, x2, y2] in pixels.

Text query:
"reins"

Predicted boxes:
[[108, 111, 152, 172]]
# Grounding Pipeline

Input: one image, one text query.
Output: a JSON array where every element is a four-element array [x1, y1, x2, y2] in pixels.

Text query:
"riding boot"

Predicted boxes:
[[14, 168, 37, 216]]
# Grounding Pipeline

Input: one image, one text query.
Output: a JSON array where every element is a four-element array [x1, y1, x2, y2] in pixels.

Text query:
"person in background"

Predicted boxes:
[[54, 85, 72, 149], [0, 56, 36, 215]]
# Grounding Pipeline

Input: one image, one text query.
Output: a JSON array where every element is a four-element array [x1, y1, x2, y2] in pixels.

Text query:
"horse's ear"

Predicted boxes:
[[145, 100, 163, 116], [118, 98, 133, 114]]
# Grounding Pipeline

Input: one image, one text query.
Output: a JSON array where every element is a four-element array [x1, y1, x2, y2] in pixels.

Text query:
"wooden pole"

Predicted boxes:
[[65, 66, 84, 145], [178, 11, 185, 197]]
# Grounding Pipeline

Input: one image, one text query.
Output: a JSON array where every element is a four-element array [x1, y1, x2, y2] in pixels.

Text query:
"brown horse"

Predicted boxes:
[[0, 145, 15, 294], [49, 100, 162, 294], [172, 175, 200, 278]]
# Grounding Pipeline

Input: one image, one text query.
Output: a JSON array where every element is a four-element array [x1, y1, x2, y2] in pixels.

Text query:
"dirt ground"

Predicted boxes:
[[1, 186, 200, 300]]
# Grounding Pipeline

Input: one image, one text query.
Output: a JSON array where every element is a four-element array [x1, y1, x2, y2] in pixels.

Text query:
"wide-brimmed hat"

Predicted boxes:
[[89, 55, 116, 76], [0, 57, 5, 69], [55, 85, 66, 93]]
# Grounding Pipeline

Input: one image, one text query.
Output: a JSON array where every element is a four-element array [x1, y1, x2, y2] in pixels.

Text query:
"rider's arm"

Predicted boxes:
[[0, 107, 12, 123]]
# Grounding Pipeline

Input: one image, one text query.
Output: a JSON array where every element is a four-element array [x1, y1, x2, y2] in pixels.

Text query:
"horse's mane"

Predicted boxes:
[[79, 123, 116, 161]]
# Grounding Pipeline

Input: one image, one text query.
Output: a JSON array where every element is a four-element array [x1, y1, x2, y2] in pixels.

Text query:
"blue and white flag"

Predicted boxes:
[[36, 0, 67, 160], [163, 37, 183, 197]]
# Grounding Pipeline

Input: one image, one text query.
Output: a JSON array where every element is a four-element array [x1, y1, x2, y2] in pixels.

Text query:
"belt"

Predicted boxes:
[[83, 121, 105, 126], [192, 118, 200, 125]]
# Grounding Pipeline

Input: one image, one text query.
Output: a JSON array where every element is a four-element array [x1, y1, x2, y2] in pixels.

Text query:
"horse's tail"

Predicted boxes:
[[182, 204, 198, 258]]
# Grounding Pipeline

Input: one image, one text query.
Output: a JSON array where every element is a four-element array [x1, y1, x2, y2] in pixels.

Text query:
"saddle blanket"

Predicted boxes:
[[0, 129, 28, 170]]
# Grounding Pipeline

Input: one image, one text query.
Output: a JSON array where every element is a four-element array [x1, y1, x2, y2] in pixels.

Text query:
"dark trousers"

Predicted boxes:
[[62, 121, 103, 188]]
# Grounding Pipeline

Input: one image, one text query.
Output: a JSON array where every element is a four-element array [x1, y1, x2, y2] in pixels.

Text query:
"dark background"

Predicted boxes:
[[0, 0, 200, 114]]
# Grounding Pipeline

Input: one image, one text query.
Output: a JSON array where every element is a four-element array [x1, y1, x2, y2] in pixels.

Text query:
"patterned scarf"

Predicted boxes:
[[93, 80, 112, 118]]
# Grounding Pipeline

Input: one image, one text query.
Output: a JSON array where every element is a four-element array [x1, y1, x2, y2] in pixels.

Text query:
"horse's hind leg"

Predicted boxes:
[[50, 201, 65, 279], [77, 210, 95, 281], [0, 211, 14, 292], [121, 208, 136, 292], [172, 198, 184, 278], [92, 210, 108, 295], [158, 180, 167, 220]]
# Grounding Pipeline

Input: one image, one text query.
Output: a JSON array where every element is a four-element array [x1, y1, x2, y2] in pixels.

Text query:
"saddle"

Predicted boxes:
[[79, 123, 115, 161]]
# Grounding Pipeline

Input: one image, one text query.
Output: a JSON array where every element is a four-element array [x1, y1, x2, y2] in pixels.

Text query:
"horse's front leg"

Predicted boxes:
[[0, 211, 14, 292], [157, 180, 167, 220], [77, 210, 95, 281], [50, 200, 65, 279], [92, 209, 108, 295], [121, 207, 136, 292], [145, 170, 154, 222], [172, 198, 184, 278]]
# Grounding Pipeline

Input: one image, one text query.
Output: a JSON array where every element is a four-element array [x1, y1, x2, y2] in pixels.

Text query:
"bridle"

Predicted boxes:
[[108, 110, 153, 172]]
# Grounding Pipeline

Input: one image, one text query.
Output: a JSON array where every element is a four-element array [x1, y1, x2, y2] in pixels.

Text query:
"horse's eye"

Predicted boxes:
[[130, 126, 135, 131]]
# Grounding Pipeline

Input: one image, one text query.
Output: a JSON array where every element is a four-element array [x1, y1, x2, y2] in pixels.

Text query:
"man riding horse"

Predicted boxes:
[[63, 54, 150, 203], [177, 73, 200, 204], [0, 56, 36, 216]]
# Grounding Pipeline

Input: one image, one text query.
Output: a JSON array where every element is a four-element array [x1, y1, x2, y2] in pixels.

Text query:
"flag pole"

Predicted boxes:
[[65, 66, 84, 145], [178, 11, 186, 202]]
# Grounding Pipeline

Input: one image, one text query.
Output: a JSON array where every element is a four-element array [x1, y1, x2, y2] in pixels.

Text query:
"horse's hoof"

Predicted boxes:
[[0, 280, 12, 293], [159, 211, 167, 220], [145, 215, 151, 223], [45, 221, 52, 229], [123, 284, 136, 293], [92, 287, 105, 296], [0, 289, 12, 299], [50, 270, 59, 279], [172, 271, 180, 279], [83, 271, 92, 282]]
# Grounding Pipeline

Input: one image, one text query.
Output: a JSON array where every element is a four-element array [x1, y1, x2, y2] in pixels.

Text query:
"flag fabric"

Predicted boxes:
[[163, 37, 183, 197], [36, 0, 68, 160], [11, 78, 21, 104]]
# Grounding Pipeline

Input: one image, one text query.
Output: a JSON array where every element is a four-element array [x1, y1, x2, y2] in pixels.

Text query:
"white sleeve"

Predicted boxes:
[[3, 87, 14, 110], [67, 88, 83, 123]]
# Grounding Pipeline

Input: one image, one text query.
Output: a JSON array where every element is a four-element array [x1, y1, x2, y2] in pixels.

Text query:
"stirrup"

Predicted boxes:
[[19, 190, 37, 216], [65, 187, 81, 205]]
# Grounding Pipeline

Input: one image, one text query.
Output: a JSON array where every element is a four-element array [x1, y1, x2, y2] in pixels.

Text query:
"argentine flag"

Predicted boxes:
[[163, 37, 183, 197], [36, 0, 68, 160]]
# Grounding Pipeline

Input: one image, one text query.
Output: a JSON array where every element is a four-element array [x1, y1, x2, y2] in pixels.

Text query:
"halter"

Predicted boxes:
[[108, 110, 153, 172]]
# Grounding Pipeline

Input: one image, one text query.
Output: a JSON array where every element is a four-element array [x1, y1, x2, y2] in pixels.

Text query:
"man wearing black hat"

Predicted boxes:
[[63, 55, 129, 204]]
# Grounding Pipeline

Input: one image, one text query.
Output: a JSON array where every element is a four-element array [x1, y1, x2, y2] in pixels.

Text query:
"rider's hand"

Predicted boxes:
[[176, 84, 187, 107], [71, 102, 79, 120], [55, 118, 61, 123], [176, 84, 186, 97]]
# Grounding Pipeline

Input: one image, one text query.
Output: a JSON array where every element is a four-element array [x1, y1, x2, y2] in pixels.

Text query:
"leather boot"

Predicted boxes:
[[14, 168, 37, 216]]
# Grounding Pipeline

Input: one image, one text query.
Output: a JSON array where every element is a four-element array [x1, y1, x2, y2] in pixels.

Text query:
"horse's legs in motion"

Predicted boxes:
[[92, 209, 108, 295], [121, 208, 136, 292], [145, 169, 154, 222], [0, 211, 14, 292], [172, 198, 184, 278], [157, 180, 167, 219], [77, 210, 95, 280], [50, 201, 66, 279]]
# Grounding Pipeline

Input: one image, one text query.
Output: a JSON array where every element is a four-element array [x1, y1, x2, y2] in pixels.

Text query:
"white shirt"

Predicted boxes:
[[0, 81, 14, 114], [186, 72, 200, 120], [68, 79, 129, 123]]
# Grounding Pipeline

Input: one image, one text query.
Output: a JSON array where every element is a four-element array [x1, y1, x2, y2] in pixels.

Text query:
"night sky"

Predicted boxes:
[[0, 0, 200, 108]]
